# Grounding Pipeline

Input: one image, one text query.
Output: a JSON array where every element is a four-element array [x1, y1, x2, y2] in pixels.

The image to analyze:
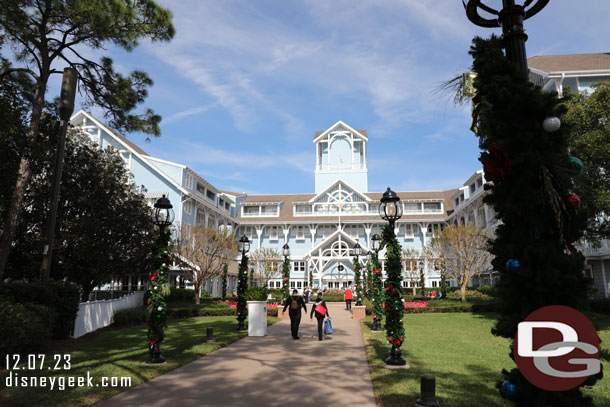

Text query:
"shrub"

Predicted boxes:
[[0, 280, 80, 339], [113, 307, 149, 326], [590, 299, 610, 314], [474, 285, 498, 297], [319, 293, 344, 302], [245, 287, 269, 301], [267, 308, 278, 317], [0, 301, 54, 357], [166, 288, 196, 303]]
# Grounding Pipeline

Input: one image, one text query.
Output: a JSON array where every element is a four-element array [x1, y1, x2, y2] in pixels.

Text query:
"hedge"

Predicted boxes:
[[590, 299, 610, 314], [0, 301, 54, 358], [0, 280, 80, 339], [113, 307, 149, 326]]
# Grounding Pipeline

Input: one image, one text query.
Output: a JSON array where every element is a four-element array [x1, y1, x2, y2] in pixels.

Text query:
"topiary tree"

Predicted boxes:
[[470, 35, 597, 406]]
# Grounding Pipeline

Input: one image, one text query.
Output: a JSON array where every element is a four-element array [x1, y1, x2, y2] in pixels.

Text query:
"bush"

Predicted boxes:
[[267, 308, 278, 317], [0, 280, 80, 339], [319, 293, 344, 302], [403, 300, 500, 314], [245, 287, 269, 301], [446, 289, 492, 302], [0, 301, 54, 358], [166, 288, 196, 303], [113, 307, 149, 326], [590, 299, 610, 314], [474, 285, 498, 297]]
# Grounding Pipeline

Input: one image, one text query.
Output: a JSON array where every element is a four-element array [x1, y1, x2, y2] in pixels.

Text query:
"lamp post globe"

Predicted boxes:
[[152, 195, 174, 233], [379, 187, 402, 228], [238, 234, 250, 257], [371, 233, 381, 255], [283, 242, 290, 261], [353, 242, 362, 259]]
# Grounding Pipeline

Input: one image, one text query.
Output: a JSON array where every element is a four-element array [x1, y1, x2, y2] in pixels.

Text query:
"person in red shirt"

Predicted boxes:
[[344, 286, 353, 311]]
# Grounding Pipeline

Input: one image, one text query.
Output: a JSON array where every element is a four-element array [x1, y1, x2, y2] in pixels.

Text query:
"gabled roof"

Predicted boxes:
[[308, 179, 371, 204], [528, 53, 610, 74], [313, 120, 368, 142], [304, 229, 361, 258]]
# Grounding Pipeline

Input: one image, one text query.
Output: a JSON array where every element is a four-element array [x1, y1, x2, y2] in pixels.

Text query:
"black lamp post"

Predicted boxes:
[[419, 260, 425, 296], [380, 187, 406, 366], [236, 234, 250, 331], [147, 195, 174, 364], [283, 242, 290, 262], [370, 233, 382, 331], [463, 0, 550, 76], [353, 242, 362, 306]]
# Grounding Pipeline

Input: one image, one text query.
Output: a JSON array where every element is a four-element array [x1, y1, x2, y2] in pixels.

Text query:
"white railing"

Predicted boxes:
[[72, 291, 145, 338]]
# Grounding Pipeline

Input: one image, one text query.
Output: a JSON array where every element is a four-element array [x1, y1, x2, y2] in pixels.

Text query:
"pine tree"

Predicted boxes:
[[471, 35, 597, 406]]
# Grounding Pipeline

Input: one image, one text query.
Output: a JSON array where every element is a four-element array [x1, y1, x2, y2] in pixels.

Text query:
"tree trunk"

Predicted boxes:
[[194, 282, 201, 304], [0, 77, 47, 278], [460, 284, 467, 302], [412, 286, 416, 296]]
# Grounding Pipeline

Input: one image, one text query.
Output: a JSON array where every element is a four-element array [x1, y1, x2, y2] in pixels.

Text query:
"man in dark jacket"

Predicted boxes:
[[283, 289, 307, 339]]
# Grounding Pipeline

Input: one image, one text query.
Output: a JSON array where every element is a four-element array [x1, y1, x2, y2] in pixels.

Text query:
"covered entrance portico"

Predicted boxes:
[[304, 230, 368, 289]]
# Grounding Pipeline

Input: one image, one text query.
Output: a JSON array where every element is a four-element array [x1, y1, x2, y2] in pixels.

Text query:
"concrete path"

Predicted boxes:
[[97, 304, 376, 407]]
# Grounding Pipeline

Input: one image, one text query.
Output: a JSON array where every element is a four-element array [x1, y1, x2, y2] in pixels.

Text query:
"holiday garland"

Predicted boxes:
[[280, 258, 291, 301], [353, 257, 363, 305], [365, 262, 373, 300], [308, 268, 313, 288], [236, 255, 248, 328], [439, 263, 448, 299], [147, 230, 170, 358], [249, 268, 254, 288], [419, 264, 425, 297], [382, 224, 405, 347], [221, 264, 228, 300], [370, 253, 384, 330], [470, 36, 597, 405]]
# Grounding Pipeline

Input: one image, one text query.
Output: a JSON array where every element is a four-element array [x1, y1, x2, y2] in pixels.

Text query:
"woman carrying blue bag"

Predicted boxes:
[[310, 292, 330, 341]]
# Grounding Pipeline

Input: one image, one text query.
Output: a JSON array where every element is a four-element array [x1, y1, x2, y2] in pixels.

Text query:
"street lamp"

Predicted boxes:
[[370, 233, 383, 332], [282, 242, 290, 261], [353, 242, 362, 306], [379, 187, 406, 366], [152, 195, 175, 233], [463, 0, 550, 75], [147, 194, 174, 364], [236, 234, 250, 330], [379, 187, 402, 228], [371, 233, 381, 255]]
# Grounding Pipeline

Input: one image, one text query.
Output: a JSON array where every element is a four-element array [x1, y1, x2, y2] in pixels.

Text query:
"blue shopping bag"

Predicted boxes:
[[324, 318, 333, 335]]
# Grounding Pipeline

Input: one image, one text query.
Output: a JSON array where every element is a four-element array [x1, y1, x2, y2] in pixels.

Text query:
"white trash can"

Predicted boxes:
[[247, 301, 268, 336]]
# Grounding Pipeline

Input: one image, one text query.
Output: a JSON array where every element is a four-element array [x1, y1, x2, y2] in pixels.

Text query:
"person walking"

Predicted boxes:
[[310, 292, 330, 341], [344, 286, 353, 311], [283, 289, 307, 339], [303, 286, 311, 303]]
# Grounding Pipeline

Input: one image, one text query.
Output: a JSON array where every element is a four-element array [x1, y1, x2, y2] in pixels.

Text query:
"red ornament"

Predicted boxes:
[[150, 273, 157, 282], [368, 280, 372, 284], [149, 339, 156, 345], [564, 194, 581, 205], [284, 277, 289, 281], [374, 269, 381, 274], [146, 300, 150, 305], [482, 143, 512, 182]]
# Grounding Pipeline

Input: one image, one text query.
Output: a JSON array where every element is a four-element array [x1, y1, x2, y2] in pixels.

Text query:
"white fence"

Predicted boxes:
[[72, 291, 145, 338]]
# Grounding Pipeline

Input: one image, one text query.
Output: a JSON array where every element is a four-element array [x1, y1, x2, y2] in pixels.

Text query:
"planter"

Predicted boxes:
[[247, 301, 267, 336]]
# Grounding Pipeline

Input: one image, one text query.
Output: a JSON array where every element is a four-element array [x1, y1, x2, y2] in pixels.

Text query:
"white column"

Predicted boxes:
[[309, 224, 317, 249], [420, 223, 428, 249], [601, 261, 608, 299], [351, 136, 355, 169], [316, 142, 320, 170], [256, 226, 263, 250]]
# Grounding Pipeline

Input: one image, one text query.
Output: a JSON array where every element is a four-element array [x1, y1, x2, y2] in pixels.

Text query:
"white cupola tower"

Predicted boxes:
[[313, 121, 368, 193]]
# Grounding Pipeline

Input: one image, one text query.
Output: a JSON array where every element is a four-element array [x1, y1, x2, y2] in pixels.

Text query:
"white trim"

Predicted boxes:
[[313, 120, 368, 143]]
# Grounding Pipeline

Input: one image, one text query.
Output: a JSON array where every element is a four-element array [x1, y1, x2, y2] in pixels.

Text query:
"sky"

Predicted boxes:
[[73, 0, 610, 195]]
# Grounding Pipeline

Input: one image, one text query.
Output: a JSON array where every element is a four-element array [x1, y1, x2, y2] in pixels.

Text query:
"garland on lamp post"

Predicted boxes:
[[382, 223, 406, 365], [419, 261, 425, 297], [370, 253, 384, 331], [440, 263, 448, 299], [468, 35, 597, 404], [236, 235, 250, 331], [280, 258, 291, 301], [221, 263, 228, 300], [365, 261, 373, 300], [146, 230, 170, 364], [353, 256, 363, 306]]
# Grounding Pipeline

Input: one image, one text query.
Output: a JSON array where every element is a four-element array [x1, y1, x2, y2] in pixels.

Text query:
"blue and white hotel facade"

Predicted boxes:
[[68, 53, 610, 297]]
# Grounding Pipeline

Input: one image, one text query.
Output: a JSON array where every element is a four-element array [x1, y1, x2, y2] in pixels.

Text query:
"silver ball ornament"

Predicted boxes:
[[543, 117, 561, 133]]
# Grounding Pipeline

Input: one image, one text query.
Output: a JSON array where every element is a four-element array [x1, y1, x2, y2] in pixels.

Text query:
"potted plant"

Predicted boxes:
[[245, 287, 269, 336]]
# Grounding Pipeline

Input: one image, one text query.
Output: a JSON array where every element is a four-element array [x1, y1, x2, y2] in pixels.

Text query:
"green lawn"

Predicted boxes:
[[1, 316, 277, 407], [362, 312, 610, 407]]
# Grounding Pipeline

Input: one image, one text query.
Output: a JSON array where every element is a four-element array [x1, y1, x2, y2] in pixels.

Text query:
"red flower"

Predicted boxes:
[[482, 143, 512, 182]]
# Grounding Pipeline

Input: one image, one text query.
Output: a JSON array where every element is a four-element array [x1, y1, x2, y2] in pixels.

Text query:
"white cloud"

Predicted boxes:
[[162, 103, 217, 125]]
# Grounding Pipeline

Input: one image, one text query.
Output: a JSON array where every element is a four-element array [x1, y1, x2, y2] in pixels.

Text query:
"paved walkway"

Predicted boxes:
[[97, 304, 376, 407]]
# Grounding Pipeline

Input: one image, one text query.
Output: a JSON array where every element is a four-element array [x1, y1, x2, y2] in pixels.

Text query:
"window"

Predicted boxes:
[[290, 281, 295, 288], [404, 202, 420, 213], [296, 226, 305, 240], [345, 224, 360, 238], [297, 281, 302, 289], [184, 200, 192, 215], [183, 222, 192, 238], [206, 189, 216, 202], [423, 202, 442, 213], [427, 224, 443, 234], [321, 225, 334, 238], [225, 202, 230, 210], [469, 184, 476, 194], [197, 182, 206, 195], [243, 206, 259, 216], [268, 226, 279, 241], [294, 261, 306, 272], [295, 205, 312, 215], [432, 281, 438, 288], [261, 205, 278, 216], [241, 226, 255, 240], [403, 224, 414, 238], [476, 178, 483, 188], [455, 198, 460, 207]]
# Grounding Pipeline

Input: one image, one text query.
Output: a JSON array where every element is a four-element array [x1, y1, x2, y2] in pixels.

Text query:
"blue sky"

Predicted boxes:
[[78, 0, 610, 195]]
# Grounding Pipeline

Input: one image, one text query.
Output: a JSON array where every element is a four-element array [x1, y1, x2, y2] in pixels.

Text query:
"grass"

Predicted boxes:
[[362, 312, 610, 407], [1, 316, 278, 407]]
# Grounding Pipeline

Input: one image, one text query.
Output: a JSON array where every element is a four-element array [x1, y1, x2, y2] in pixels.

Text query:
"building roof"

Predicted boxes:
[[528, 53, 610, 74], [106, 127, 150, 156], [236, 189, 459, 223], [314, 129, 367, 140]]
